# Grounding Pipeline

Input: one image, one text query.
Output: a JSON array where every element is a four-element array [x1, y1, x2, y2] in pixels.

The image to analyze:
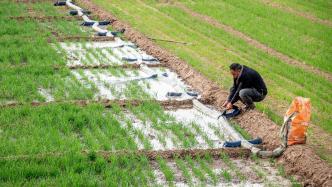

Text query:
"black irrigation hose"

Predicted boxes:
[[147, 37, 192, 45]]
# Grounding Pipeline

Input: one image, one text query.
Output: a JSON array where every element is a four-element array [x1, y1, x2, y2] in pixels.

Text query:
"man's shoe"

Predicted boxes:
[[243, 104, 255, 111]]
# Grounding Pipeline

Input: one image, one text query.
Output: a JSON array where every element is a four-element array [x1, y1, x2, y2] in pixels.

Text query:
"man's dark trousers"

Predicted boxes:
[[232, 88, 266, 107]]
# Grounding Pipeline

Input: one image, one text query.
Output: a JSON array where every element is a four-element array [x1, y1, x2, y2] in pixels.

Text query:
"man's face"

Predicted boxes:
[[230, 69, 240, 79]]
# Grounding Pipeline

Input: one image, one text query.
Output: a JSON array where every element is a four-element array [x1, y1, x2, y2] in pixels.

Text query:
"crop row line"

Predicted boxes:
[[0, 99, 194, 109], [1, 35, 115, 42], [0, 148, 250, 161], [9, 15, 82, 22], [61, 63, 165, 70], [12, 0, 54, 3], [49, 35, 115, 42]]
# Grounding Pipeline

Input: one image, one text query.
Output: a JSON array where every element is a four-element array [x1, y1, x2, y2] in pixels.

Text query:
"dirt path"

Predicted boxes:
[[174, 3, 332, 83], [260, 0, 332, 28], [75, 0, 331, 186]]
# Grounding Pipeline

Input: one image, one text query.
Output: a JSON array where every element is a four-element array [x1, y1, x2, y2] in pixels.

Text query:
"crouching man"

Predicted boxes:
[[223, 63, 267, 111]]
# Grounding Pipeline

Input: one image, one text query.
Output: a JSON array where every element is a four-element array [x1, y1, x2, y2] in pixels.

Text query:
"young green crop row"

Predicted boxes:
[[0, 154, 154, 186], [0, 153, 258, 185]]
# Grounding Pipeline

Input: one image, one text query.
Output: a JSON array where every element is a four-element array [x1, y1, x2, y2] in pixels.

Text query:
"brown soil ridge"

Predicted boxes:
[[0, 148, 250, 161], [95, 148, 250, 160], [0, 99, 194, 110], [280, 146, 332, 186], [260, 0, 332, 28], [76, 0, 332, 186], [9, 15, 81, 22], [175, 3, 332, 82]]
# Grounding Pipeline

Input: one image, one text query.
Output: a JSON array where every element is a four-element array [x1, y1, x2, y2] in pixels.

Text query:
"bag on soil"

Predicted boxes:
[[258, 97, 311, 158], [281, 96, 311, 146]]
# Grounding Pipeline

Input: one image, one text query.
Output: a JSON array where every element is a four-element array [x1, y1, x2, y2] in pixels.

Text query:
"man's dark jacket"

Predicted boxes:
[[228, 65, 267, 104]]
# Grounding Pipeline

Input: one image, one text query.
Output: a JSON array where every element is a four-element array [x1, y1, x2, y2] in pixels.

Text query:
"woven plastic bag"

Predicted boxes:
[[257, 97, 311, 158], [281, 97, 311, 146]]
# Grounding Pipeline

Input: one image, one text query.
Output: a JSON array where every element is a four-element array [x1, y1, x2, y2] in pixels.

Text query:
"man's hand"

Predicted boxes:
[[222, 101, 228, 107], [226, 102, 233, 110], [222, 101, 233, 109]]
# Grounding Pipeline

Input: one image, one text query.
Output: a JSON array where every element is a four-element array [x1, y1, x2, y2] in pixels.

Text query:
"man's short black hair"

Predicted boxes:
[[229, 63, 242, 71]]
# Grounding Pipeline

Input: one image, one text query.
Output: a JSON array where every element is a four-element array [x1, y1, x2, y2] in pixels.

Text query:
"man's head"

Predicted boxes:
[[229, 63, 242, 78]]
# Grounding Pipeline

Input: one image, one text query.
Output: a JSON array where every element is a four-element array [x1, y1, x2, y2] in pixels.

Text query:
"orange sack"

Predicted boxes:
[[284, 97, 311, 145]]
